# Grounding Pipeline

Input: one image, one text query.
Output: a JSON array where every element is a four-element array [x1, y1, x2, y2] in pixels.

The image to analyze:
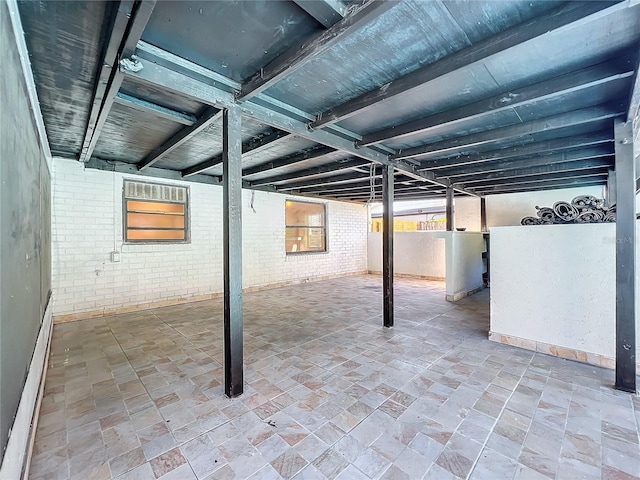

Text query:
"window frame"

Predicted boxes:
[[285, 199, 328, 255], [122, 180, 190, 244]]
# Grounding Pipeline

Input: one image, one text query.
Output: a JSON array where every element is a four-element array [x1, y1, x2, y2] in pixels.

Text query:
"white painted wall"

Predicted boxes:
[[367, 231, 484, 301], [51, 158, 368, 317], [444, 232, 485, 299], [454, 196, 481, 232], [367, 232, 446, 278], [486, 186, 604, 227], [491, 223, 640, 362]]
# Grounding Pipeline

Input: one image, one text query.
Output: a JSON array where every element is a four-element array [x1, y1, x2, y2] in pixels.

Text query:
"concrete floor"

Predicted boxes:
[[29, 275, 639, 480]]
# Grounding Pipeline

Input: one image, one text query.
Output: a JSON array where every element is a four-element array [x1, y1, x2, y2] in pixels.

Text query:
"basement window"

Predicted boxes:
[[123, 180, 189, 243], [285, 200, 326, 253]]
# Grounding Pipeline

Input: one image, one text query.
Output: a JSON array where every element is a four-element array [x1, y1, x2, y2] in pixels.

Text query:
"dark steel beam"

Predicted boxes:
[[344, 192, 443, 202], [79, 0, 135, 161], [606, 169, 617, 206], [138, 108, 222, 170], [182, 129, 291, 177], [223, 106, 244, 398], [327, 184, 438, 197], [473, 176, 608, 194], [418, 132, 613, 171], [114, 92, 197, 126], [476, 181, 606, 196], [358, 62, 633, 147], [625, 44, 640, 122], [276, 171, 373, 190], [462, 169, 609, 189], [294, 178, 380, 193], [480, 198, 487, 233], [614, 120, 636, 393], [293, 171, 428, 193], [135, 40, 369, 146], [391, 190, 447, 199], [310, 1, 625, 129], [451, 158, 614, 185], [439, 146, 613, 178], [85, 158, 222, 186], [392, 103, 624, 161], [382, 165, 394, 328], [446, 186, 454, 231], [250, 159, 370, 187], [292, 0, 346, 28], [315, 181, 437, 193], [79, 0, 156, 162], [238, 1, 395, 101], [242, 145, 335, 177], [125, 49, 474, 195], [84, 158, 283, 197]]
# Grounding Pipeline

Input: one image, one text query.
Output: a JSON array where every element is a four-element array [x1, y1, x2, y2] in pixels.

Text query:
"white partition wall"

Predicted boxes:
[[490, 223, 640, 370], [368, 231, 485, 301], [443, 232, 485, 301], [368, 232, 446, 279]]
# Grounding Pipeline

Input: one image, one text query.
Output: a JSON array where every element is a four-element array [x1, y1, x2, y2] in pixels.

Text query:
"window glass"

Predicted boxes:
[[285, 200, 326, 253], [124, 181, 188, 243]]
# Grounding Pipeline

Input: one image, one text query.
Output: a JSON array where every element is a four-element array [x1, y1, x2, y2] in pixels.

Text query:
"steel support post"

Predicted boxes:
[[614, 119, 636, 393], [382, 165, 394, 328], [223, 106, 244, 397], [446, 186, 454, 231], [480, 197, 487, 232]]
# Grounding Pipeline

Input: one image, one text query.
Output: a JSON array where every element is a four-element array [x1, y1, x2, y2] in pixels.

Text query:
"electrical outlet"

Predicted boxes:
[[110, 251, 121, 263]]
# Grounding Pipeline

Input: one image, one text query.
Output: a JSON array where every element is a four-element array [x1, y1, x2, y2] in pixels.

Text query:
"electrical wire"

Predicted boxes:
[[365, 162, 376, 206], [250, 189, 256, 213]]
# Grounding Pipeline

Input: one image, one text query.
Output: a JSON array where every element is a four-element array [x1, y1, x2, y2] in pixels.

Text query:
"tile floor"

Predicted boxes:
[[29, 275, 639, 480]]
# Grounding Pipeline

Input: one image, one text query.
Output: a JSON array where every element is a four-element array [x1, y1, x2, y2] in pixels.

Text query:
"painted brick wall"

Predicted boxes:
[[51, 158, 368, 317]]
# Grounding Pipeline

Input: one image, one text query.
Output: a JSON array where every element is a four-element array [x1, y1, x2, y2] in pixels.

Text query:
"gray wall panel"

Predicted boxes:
[[0, 1, 51, 459]]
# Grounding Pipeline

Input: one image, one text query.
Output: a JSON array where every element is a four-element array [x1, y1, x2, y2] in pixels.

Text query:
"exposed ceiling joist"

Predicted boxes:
[[309, 1, 625, 130], [466, 170, 609, 190], [277, 171, 374, 190], [392, 103, 624, 161], [418, 132, 613, 171], [135, 40, 374, 149], [352, 190, 447, 200], [250, 158, 371, 187], [292, 0, 346, 28], [327, 184, 438, 198], [453, 159, 613, 186], [87, 157, 222, 186], [182, 128, 291, 177], [237, 0, 396, 102], [79, 0, 156, 162], [357, 61, 634, 147], [440, 146, 613, 177], [625, 44, 640, 121], [301, 182, 382, 194], [242, 145, 335, 177], [125, 53, 476, 194], [87, 156, 329, 202], [114, 92, 196, 126], [476, 179, 606, 195], [292, 173, 424, 192], [138, 107, 222, 170]]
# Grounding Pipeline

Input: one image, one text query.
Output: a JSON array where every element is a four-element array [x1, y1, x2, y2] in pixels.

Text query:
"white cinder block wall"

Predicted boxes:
[[51, 158, 367, 318]]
